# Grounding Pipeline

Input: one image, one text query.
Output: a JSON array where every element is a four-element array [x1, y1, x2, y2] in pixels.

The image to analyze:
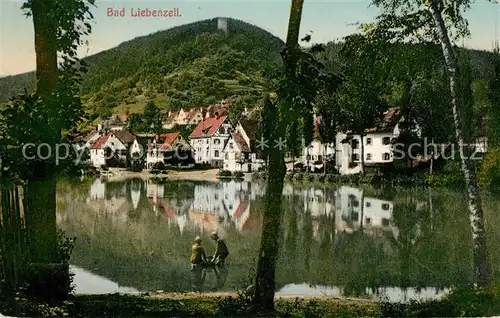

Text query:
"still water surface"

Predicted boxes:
[[56, 177, 500, 302]]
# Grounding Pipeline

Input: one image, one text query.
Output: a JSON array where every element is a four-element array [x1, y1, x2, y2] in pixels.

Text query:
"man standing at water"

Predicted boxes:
[[210, 231, 229, 268], [190, 236, 207, 292]]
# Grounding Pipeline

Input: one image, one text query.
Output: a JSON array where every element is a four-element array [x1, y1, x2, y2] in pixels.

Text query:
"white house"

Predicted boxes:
[[189, 114, 233, 167], [146, 132, 193, 168], [222, 119, 263, 172], [89, 130, 137, 168], [335, 107, 421, 175]]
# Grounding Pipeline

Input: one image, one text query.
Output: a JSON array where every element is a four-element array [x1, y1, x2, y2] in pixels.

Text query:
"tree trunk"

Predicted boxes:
[[32, 0, 58, 98], [253, 132, 286, 311], [24, 176, 58, 264], [428, 0, 492, 289], [253, 0, 304, 311]]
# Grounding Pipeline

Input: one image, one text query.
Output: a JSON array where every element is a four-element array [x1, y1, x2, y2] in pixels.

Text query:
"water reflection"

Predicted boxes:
[[56, 178, 500, 301]]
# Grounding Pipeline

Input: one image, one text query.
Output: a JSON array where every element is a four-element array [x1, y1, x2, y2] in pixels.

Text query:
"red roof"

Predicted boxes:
[[158, 133, 180, 152], [91, 134, 110, 149], [231, 132, 250, 152], [189, 116, 228, 139]]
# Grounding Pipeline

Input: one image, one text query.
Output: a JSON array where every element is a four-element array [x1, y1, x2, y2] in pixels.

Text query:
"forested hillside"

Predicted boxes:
[[0, 17, 496, 120]]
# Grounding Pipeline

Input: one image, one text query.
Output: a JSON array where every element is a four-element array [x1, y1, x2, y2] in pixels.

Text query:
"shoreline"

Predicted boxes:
[[97, 168, 227, 183]]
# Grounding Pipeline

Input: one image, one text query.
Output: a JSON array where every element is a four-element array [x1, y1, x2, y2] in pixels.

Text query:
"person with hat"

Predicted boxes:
[[209, 231, 229, 268], [190, 236, 207, 292]]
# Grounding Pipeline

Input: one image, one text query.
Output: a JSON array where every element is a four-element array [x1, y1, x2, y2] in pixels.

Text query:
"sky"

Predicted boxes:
[[1, 0, 499, 76]]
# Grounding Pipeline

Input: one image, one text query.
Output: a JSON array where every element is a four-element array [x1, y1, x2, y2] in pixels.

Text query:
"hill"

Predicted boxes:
[[0, 18, 285, 118], [0, 18, 496, 120]]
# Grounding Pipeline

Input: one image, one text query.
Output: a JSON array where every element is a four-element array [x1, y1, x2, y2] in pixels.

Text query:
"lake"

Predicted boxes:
[[55, 177, 500, 303]]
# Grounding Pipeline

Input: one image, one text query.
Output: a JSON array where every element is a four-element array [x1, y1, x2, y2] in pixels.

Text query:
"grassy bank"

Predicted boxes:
[[3, 288, 500, 317]]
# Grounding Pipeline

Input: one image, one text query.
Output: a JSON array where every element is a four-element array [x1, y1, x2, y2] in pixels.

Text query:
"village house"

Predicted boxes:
[[89, 130, 138, 168], [162, 102, 231, 130], [146, 132, 193, 168], [335, 107, 421, 175], [189, 114, 233, 167], [301, 121, 336, 172], [222, 119, 263, 172]]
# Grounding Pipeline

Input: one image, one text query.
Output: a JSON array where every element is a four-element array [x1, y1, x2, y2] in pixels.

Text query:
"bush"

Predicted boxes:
[[305, 173, 315, 182], [218, 170, 232, 177], [479, 147, 500, 191], [326, 174, 337, 183], [130, 159, 143, 172], [233, 171, 244, 179], [152, 162, 165, 171], [293, 173, 304, 181], [315, 174, 325, 183]]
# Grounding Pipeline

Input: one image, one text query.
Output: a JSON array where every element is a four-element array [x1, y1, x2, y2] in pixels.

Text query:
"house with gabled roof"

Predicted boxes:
[[89, 130, 138, 168], [335, 107, 421, 175], [222, 118, 263, 172], [189, 114, 233, 167], [146, 132, 193, 168]]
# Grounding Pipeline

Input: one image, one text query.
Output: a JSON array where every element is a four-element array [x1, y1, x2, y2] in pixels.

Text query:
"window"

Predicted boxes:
[[382, 153, 390, 160], [366, 202, 371, 207], [215, 150, 219, 157], [352, 139, 359, 149], [215, 194, 219, 200], [214, 139, 220, 145], [229, 142, 233, 149], [382, 203, 390, 210], [351, 153, 360, 161], [366, 137, 372, 145], [225, 153, 228, 159], [352, 200, 359, 207], [382, 137, 391, 145], [206, 139, 209, 144], [382, 218, 390, 226], [366, 153, 372, 161], [352, 212, 359, 221], [365, 217, 371, 224], [318, 155, 323, 162]]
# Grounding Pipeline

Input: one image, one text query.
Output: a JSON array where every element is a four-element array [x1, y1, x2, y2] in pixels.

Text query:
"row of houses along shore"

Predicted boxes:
[[77, 102, 489, 174]]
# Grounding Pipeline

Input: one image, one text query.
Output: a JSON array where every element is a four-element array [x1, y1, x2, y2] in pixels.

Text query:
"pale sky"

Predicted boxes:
[[1, 0, 499, 76]]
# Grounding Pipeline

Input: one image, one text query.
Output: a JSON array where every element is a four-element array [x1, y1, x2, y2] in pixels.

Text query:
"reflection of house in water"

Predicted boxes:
[[86, 178, 129, 226], [189, 181, 263, 233], [335, 186, 398, 238], [146, 180, 193, 233]]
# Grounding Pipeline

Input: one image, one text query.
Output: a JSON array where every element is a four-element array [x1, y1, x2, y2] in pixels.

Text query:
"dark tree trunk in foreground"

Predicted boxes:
[[253, 1, 305, 310], [428, 0, 491, 289]]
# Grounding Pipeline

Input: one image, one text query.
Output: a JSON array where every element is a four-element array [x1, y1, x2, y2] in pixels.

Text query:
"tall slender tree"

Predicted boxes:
[[371, 0, 493, 289], [252, 0, 342, 311]]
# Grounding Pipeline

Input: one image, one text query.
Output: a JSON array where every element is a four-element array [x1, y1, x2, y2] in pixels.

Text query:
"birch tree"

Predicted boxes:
[[370, 0, 494, 288]]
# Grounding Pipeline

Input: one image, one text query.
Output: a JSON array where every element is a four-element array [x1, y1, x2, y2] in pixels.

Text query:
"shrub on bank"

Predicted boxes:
[[218, 170, 232, 177], [479, 147, 500, 191], [233, 171, 244, 179]]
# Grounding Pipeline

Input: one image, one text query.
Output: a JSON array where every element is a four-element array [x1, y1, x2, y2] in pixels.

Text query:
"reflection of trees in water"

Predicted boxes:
[[55, 180, 500, 295]]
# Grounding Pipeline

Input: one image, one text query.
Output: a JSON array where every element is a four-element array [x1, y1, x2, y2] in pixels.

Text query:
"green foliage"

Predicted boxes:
[[233, 171, 244, 179], [488, 46, 500, 148], [426, 161, 464, 187], [152, 162, 165, 171], [0, 18, 284, 117], [479, 147, 500, 191], [218, 170, 232, 177]]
